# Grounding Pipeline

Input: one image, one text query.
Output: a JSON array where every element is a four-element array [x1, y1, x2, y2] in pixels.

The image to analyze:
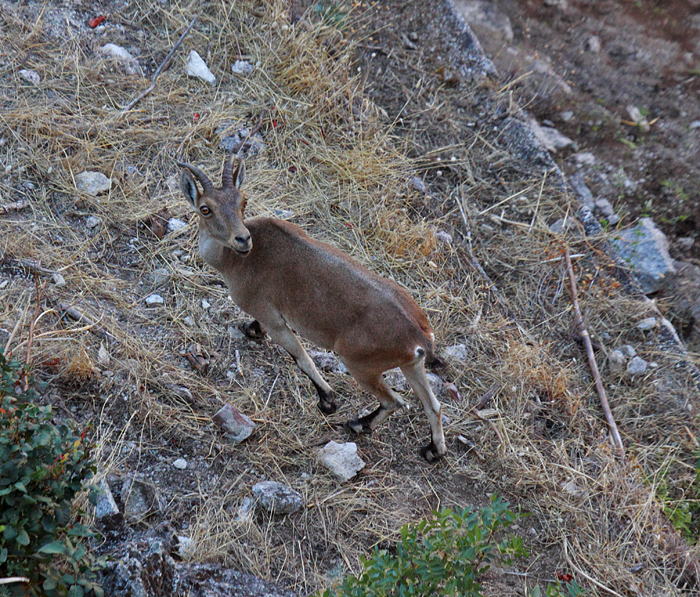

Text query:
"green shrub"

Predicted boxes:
[[0, 353, 104, 596], [318, 495, 528, 597]]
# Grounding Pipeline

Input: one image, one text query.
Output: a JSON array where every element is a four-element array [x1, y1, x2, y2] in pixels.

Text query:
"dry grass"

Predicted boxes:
[[1, 0, 700, 595]]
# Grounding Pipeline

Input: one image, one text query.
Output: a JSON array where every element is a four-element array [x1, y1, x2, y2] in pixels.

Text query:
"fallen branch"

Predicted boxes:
[[0, 199, 28, 214], [0, 577, 30, 585], [564, 248, 625, 459], [55, 301, 117, 343], [121, 15, 199, 113]]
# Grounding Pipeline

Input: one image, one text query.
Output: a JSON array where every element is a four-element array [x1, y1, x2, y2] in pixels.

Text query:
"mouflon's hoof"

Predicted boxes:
[[240, 320, 266, 340], [345, 418, 366, 435], [318, 398, 337, 415], [419, 442, 445, 463]]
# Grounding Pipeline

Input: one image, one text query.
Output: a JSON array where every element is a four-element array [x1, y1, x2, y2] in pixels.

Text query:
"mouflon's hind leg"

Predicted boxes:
[[265, 322, 338, 414], [400, 360, 447, 462], [240, 319, 267, 340], [345, 371, 406, 435]]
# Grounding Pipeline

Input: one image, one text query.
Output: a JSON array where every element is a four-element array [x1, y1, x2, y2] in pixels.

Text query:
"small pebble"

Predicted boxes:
[[145, 294, 165, 306], [52, 272, 66, 287], [167, 218, 187, 232], [201, 298, 211, 310], [86, 215, 101, 228], [173, 458, 187, 470], [637, 317, 657, 331]]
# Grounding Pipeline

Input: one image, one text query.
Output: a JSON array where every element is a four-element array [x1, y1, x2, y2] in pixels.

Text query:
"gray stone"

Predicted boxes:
[[18, 69, 40, 84], [86, 215, 101, 228], [384, 368, 442, 396], [147, 267, 171, 287], [52, 272, 66, 287], [453, 1, 514, 42], [219, 126, 265, 157], [560, 111, 574, 122], [273, 209, 294, 219], [573, 152, 596, 167], [231, 59, 254, 75], [227, 325, 245, 340], [317, 441, 366, 481], [619, 345, 637, 358], [426, 372, 443, 396], [187, 50, 216, 84], [637, 317, 657, 331], [436, 230, 453, 244], [177, 536, 195, 559], [442, 343, 469, 363], [100, 43, 141, 75], [201, 298, 211, 310], [167, 218, 187, 232], [94, 480, 119, 519], [236, 496, 255, 521], [309, 350, 348, 375], [528, 119, 574, 152], [608, 349, 626, 374], [627, 356, 648, 376], [251, 481, 303, 515], [409, 176, 428, 194], [677, 237, 695, 250], [76, 171, 111, 196], [626, 105, 650, 132], [568, 174, 595, 210], [611, 218, 677, 294], [122, 477, 162, 523], [586, 35, 601, 53], [690, 121, 700, 130], [549, 217, 576, 234], [212, 403, 256, 444], [145, 293, 164, 306], [173, 458, 187, 470]]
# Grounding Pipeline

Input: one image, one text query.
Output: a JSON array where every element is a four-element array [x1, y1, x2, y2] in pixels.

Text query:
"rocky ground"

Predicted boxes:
[[452, 0, 700, 346], [2, 1, 700, 596]]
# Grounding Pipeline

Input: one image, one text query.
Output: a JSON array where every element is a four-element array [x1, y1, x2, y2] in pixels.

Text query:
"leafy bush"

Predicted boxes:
[[0, 353, 104, 596], [318, 495, 528, 597]]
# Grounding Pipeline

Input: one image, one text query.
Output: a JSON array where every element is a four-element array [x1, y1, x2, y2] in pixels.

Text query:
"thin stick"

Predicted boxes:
[[56, 302, 117, 343], [0, 199, 28, 214], [0, 578, 30, 585], [564, 248, 625, 459], [121, 15, 199, 113]]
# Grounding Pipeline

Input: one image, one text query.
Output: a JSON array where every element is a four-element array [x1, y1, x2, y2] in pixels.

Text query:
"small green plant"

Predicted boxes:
[[530, 576, 585, 597], [317, 495, 528, 597], [0, 353, 104, 596]]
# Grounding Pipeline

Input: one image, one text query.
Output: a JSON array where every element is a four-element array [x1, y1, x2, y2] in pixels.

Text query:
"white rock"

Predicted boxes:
[[167, 218, 187, 232], [52, 272, 66, 287], [98, 342, 110, 365], [183, 316, 195, 327], [236, 496, 255, 521], [612, 218, 677, 294], [177, 536, 195, 559], [201, 298, 211, 310], [317, 441, 366, 481], [212, 403, 256, 444], [619, 345, 637, 358], [442, 343, 468, 363], [436, 230, 453, 244], [529, 118, 574, 153], [187, 50, 216, 84], [608, 349, 626, 374], [677, 237, 695, 250], [690, 121, 700, 130], [627, 356, 648, 376], [626, 105, 650, 132], [573, 152, 596, 167], [145, 293, 164, 305], [231, 59, 254, 75], [637, 317, 657, 331], [586, 35, 601, 53], [100, 43, 141, 75], [18, 69, 40, 85], [86, 215, 101, 228], [94, 480, 119, 518], [251, 481, 303, 515], [273, 209, 294, 220], [309, 350, 348, 375], [408, 176, 428, 194], [560, 111, 574, 122], [426, 373, 443, 396], [76, 171, 111, 196], [173, 458, 187, 470]]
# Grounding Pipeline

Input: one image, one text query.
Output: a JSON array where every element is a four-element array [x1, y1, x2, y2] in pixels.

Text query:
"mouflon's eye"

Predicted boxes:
[[200, 206, 211, 216]]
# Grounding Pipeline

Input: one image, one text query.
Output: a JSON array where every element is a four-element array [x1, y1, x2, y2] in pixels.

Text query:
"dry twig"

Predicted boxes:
[[564, 247, 625, 459], [121, 15, 199, 113]]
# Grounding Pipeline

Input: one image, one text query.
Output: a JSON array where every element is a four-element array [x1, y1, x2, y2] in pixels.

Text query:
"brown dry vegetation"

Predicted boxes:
[[2, 0, 700, 595]]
